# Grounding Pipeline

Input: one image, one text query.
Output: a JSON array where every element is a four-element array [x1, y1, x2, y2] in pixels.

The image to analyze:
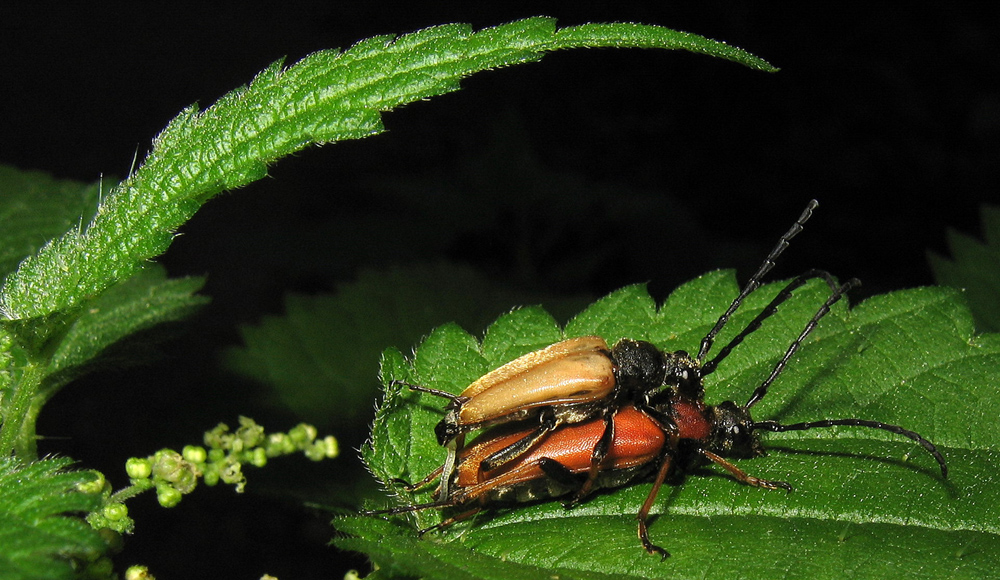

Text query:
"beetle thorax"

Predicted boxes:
[[610, 339, 668, 398]]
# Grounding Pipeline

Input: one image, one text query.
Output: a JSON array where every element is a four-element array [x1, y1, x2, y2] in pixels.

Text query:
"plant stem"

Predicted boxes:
[[0, 362, 44, 458]]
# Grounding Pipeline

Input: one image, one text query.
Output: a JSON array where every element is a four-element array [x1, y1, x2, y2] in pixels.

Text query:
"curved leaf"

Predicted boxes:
[[1, 18, 774, 320]]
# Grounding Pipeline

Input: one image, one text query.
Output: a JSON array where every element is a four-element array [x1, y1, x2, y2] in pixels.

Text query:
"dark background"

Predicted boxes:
[[3, 3, 997, 578]]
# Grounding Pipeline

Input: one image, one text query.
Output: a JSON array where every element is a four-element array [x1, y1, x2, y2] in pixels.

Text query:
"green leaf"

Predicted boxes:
[[0, 456, 109, 580], [45, 265, 208, 388], [349, 274, 999, 579], [0, 265, 206, 457], [929, 205, 1000, 333], [0, 17, 774, 321], [0, 165, 102, 280]]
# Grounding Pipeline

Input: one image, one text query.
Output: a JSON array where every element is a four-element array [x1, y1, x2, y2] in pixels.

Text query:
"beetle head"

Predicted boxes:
[[434, 411, 460, 446], [662, 350, 703, 399], [434, 399, 467, 446], [705, 400, 764, 458]]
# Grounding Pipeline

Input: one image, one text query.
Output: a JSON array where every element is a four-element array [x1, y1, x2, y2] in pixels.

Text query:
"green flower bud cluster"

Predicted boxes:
[[64, 475, 124, 579], [125, 564, 155, 580], [124, 417, 338, 508], [81, 470, 138, 535]]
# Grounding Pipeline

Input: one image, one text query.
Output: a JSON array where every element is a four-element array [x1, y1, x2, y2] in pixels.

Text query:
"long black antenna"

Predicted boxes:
[[754, 418, 948, 478], [697, 200, 819, 363], [701, 269, 841, 377], [743, 278, 860, 409]]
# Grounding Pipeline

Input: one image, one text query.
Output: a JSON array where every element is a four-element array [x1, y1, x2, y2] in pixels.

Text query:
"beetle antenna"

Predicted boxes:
[[743, 278, 859, 409], [391, 379, 462, 402], [698, 200, 819, 362], [701, 269, 841, 377], [753, 418, 948, 478]]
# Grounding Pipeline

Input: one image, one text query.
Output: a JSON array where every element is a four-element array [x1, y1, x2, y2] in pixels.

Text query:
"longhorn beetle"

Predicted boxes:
[[370, 242, 947, 558], [370, 200, 948, 557], [394, 200, 851, 499]]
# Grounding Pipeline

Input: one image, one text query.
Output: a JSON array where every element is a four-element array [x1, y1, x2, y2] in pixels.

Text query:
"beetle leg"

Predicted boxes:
[[480, 409, 558, 473], [457, 451, 586, 506], [398, 464, 445, 493], [363, 497, 455, 517], [564, 407, 616, 507], [637, 440, 678, 560], [537, 457, 585, 487], [701, 450, 793, 492], [365, 491, 483, 538], [418, 507, 483, 536], [437, 434, 464, 498], [398, 432, 464, 496]]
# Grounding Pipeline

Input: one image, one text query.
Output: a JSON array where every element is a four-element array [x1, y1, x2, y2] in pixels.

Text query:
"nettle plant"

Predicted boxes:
[[0, 16, 997, 580]]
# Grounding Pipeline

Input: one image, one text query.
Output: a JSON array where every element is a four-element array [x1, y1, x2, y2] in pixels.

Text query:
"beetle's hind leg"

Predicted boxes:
[[563, 406, 617, 507], [394, 464, 445, 493], [362, 497, 453, 518], [480, 409, 558, 473]]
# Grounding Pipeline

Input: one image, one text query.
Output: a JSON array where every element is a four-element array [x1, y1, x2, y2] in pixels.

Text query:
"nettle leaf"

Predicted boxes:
[[0, 18, 774, 321], [0, 456, 108, 580], [929, 205, 1000, 333], [0, 165, 102, 281], [44, 265, 208, 387], [347, 273, 1000, 579]]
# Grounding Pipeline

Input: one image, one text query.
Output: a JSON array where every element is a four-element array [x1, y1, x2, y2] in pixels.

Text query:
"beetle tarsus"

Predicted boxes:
[[638, 519, 671, 559], [644, 542, 670, 560]]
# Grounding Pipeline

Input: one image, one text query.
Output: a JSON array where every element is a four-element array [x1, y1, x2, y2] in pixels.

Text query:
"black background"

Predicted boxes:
[[3, 3, 997, 578]]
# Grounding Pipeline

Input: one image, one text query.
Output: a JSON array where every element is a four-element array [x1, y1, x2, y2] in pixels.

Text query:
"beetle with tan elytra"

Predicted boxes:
[[394, 201, 847, 496], [371, 201, 947, 557], [373, 294, 947, 558]]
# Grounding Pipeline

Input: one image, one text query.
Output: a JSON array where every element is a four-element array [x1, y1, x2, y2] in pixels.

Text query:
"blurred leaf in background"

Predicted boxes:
[[930, 205, 1000, 333]]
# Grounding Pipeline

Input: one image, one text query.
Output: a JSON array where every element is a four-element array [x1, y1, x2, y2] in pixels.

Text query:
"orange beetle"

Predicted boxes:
[[373, 285, 948, 557], [400, 336, 690, 468], [402, 336, 682, 443], [396, 201, 829, 490], [372, 201, 948, 558], [374, 404, 680, 548]]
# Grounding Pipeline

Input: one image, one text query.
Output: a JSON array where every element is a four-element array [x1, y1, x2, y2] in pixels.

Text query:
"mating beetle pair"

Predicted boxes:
[[371, 200, 948, 558]]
